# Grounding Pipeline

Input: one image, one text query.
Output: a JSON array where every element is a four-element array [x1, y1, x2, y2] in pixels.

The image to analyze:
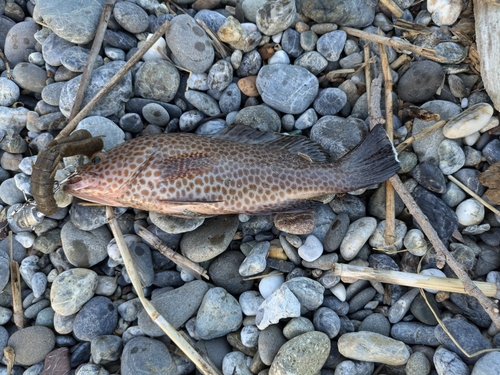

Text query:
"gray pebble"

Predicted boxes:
[[91, 335, 122, 364], [60, 46, 103, 72], [35, 306, 55, 327], [69, 204, 126, 231], [142, 103, 170, 126], [406, 351, 431, 375], [294, 51, 328, 75], [334, 360, 374, 375], [207, 59, 233, 91], [258, 324, 287, 366], [314, 307, 340, 338], [390, 322, 440, 346], [31, 271, 47, 298], [281, 28, 303, 57], [239, 241, 270, 277], [119, 113, 143, 133], [121, 336, 174, 375], [42, 32, 74, 67], [438, 139, 465, 174], [239, 290, 264, 316], [442, 181, 466, 207], [233, 104, 281, 132], [103, 29, 136, 51], [41, 82, 66, 107], [113, 1, 149, 34], [348, 287, 377, 313], [237, 50, 262, 76], [359, 313, 391, 336], [184, 90, 221, 116], [398, 61, 445, 103], [134, 60, 180, 103], [12, 63, 47, 93], [316, 30, 346, 61], [219, 83, 241, 113], [179, 110, 205, 132], [0, 77, 20, 106], [121, 243, 154, 287], [300, 30, 318, 52], [196, 287, 242, 340], [0, 306, 12, 325], [73, 296, 118, 341], [4, 19, 40, 66], [313, 88, 347, 115], [285, 277, 325, 311], [8, 326, 55, 366], [433, 347, 469, 375], [76, 116, 125, 150], [412, 161, 447, 193]]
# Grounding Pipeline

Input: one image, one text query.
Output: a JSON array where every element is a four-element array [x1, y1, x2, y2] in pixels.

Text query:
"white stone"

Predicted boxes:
[[480, 116, 499, 133], [420, 268, 446, 293], [107, 234, 142, 264], [240, 325, 259, 347], [187, 73, 209, 91], [464, 131, 480, 146], [180, 269, 196, 282], [140, 35, 166, 61], [461, 97, 468, 108], [298, 235, 323, 262], [368, 220, 407, 250], [340, 217, 378, 261], [258, 270, 284, 299], [15, 232, 35, 248], [330, 283, 346, 302], [256, 284, 301, 329], [427, 0, 462, 26], [456, 198, 485, 226], [222, 352, 253, 375], [403, 229, 428, 256], [443, 103, 494, 139], [268, 50, 290, 65], [438, 139, 465, 175]]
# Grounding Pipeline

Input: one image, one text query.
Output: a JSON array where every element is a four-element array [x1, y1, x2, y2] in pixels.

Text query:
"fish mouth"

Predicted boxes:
[[62, 175, 99, 192]]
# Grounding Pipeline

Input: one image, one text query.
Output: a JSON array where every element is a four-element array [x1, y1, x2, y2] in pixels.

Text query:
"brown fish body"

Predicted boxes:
[[63, 124, 400, 216]]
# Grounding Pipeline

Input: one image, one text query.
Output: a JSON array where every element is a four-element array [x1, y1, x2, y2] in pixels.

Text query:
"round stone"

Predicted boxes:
[[438, 139, 465, 174], [121, 336, 173, 375], [443, 103, 494, 139], [456, 198, 485, 226], [12, 63, 47, 93], [316, 30, 347, 61], [134, 60, 180, 103], [73, 296, 118, 341], [398, 61, 445, 103], [4, 19, 40, 66], [298, 235, 323, 262], [340, 217, 377, 261], [8, 326, 55, 366], [113, 1, 149, 34], [142, 103, 171, 126], [0, 77, 20, 106]]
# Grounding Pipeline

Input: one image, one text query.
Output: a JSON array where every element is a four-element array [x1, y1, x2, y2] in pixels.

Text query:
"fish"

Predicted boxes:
[[62, 124, 400, 217]]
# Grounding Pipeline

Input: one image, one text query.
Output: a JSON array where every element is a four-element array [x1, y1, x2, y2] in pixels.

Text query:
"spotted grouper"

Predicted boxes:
[[63, 124, 400, 216]]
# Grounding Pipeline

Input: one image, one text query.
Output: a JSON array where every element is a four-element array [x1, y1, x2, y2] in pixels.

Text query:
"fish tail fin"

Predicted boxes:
[[333, 124, 400, 192]]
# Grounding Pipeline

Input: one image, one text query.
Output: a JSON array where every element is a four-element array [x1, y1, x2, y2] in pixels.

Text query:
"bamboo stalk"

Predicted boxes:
[[56, 19, 172, 140], [379, 0, 404, 18], [135, 224, 209, 280], [332, 263, 499, 298], [106, 207, 222, 375], [341, 26, 447, 62], [68, 0, 116, 121], [378, 31, 396, 247], [448, 175, 500, 217]]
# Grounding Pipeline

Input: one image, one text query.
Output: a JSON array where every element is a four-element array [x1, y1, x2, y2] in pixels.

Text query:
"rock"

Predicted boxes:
[[390, 322, 440, 346], [259, 271, 285, 299], [4, 19, 40, 66], [456, 198, 485, 226], [316, 30, 347, 62], [60, 61, 132, 118], [73, 296, 118, 341], [76, 116, 125, 150], [195, 287, 242, 340], [256, 0, 296, 35], [134, 60, 180, 103], [256, 283, 301, 329], [113, 1, 149, 34], [438, 139, 465, 174], [12, 63, 47, 93], [184, 90, 221, 116], [258, 325, 287, 365], [443, 103, 494, 139], [412, 162, 447, 193], [91, 335, 122, 364], [121, 336, 175, 375], [398, 61, 445, 103], [0, 77, 20, 106], [359, 313, 391, 336], [221, 352, 252, 375], [433, 347, 469, 375], [60, 46, 103, 72], [166, 14, 214, 73], [50, 269, 98, 316], [256, 64, 319, 114], [298, 235, 323, 262], [239, 241, 270, 277], [269, 331, 330, 375], [181, 215, 239, 262], [338, 331, 411, 365], [297, 0, 376, 27], [284, 277, 325, 310], [428, 0, 463, 26], [313, 88, 347, 115], [406, 351, 431, 375], [233, 105, 281, 132], [471, 352, 500, 375], [150, 212, 204, 234], [313, 307, 340, 338], [8, 326, 55, 366], [340, 217, 377, 261]]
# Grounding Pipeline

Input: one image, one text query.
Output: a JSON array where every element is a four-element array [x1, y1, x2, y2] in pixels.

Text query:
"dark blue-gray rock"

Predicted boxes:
[[60, 60, 132, 118], [184, 90, 221, 116], [121, 243, 154, 287], [435, 317, 491, 364], [194, 9, 227, 33], [70, 341, 91, 368], [256, 64, 318, 114], [233, 105, 281, 132], [348, 287, 377, 314], [435, 42, 467, 64], [142, 103, 170, 126], [269, 331, 331, 375], [398, 61, 445, 103], [42, 32, 75, 66], [259, 324, 287, 365], [472, 352, 500, 375], [69, 203, 126, 231], [180, 215, 239, 262], [12, 63, 46, 93], [236, 49, 262, 77], [313, 307, 340, 338], [121, 336, 176, 375], [313, 88, 347, 115], [219, 83, 241, 113], [316, 30, 346, 61], [73, 296, 118, 341], [300, 30, 319, 52], [294, 51, 328, 75], [103, 29, 136, 51], [166, 14, 214, 73], [4, 19, 40, 66], [310, 115, 367, 160], [483, 139, 500, 165], [153, 270, 183, 288], [410, 293, 440, 325], [390, 322, 440, 346], [412, 162, 447, 193], [113, 1, 149, 34], [0, 251, 9, 292], [41, 82, 66, 107], [359, 313, 391, 336], [433, 347, 469, 375], [412, 186, 458, 245], [297, 0, 376, 27], [8, 326, 55, 366], [0, 16, 16, 51], [209, 251, 254, 294], [91, 335, 123, 364], [60, 46, 103, 72], [195, 287, 242, 340], [449, 293, 492, 328], [324, 213, 350, 252], [329, 194, 366, 221], [453, 168, 486, 196], [138, 280, 209, 336], [281, 28, 303, 57], [120, 113, 143, 133], [33, 0, 106, 44], [368, 183, 405, 219], [134, 60, 180, 103]]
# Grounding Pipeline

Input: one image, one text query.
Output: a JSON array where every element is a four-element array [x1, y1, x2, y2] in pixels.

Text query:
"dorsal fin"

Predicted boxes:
[[210, 124, 328, 162]]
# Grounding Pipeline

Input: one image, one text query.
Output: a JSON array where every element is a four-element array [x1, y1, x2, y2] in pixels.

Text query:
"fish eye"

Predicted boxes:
[[90, 152, 105, 164]]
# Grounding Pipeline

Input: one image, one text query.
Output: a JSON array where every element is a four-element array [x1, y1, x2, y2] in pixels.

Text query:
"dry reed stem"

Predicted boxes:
[[9, 232, 23, 328]]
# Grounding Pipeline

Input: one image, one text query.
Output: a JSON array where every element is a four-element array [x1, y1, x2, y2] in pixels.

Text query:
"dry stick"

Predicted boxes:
[[135, 224, 209, 280], [56, 19, 172, 140], [68, 0, 116, 121], [364, 44, 371, 111], [448, 175, 500, 217], [0, 49, 11, 79], [389, 175, 500, 327], [378, 31, 396, 247], [341, 26, 447, 63], [9, 232, 23, 328], [396, 120, 447, 153], [106, 207, 222, 375], [332, 263, 499, 297], [368, 75, 385, 129], [4, 346, 14, 375], [379, 0, 404, 18]]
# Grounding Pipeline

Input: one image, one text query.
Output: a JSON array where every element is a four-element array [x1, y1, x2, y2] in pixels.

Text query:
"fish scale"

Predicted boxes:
[[63, 124, 400, 217]]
